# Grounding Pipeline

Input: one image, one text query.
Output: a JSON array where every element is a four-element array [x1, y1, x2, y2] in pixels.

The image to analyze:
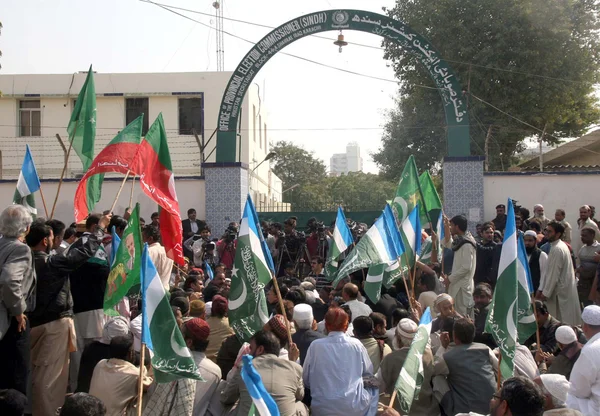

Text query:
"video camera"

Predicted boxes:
[[306, 217, 326, 239], [224, 225, 238, 243]]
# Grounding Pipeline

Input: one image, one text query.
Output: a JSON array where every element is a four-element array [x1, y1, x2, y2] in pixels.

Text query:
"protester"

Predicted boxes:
[[189, 300, 206, 319], [534, 204, 550, 230], [442, 215, 477, 317], [474, 224, 500, 287], [205, 295, 234, 363], [538, 221, 582, 326], [535, 374, 582, 415], [60, 393, 107, 416], [473, 283, 496, 349], [385, 308, 410, 349], [566, 305, 600, 414], [492, 204, 508, 233], [486, 376, 545, 416], [433, 318, 497, 416], [203, 272, 226, 303], [370, 285, 404, 330], [342, 282, 372, 319], [89, 335, 152, 416], [221, 330, 308, 415], [378, 318, 439, 415], [179, 318, 222, 416], [574, 205, 600, 266], [353, 316, 391, 373], [46, 219, 66, 256], [555, 209, 572, 244], [431, 293, 461, 333], [538, 325, 582, 380], [523, 230, 549, 293], [303, 307, 378, 415], [0, 205, 35, 395], [526, 301, 561, 354], [143, 225, 174, 290], [417, 271, 439, 312], [576, 228, 599, 307], [291, 303, 324, 365], [0, 389, 28, 416], [183, 274, 205, 300]]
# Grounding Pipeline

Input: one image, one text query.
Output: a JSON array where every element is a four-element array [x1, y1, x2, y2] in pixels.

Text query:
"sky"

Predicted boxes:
[[1, 0, 402, 173]]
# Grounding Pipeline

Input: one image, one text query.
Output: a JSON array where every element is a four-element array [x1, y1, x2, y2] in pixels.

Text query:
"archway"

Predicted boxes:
[[215, 9, 470, 162]]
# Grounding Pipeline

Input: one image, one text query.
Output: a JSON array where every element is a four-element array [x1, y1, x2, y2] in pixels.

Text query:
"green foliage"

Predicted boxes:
[[374, 0, 600, 178], [270, 141, 396, 211]]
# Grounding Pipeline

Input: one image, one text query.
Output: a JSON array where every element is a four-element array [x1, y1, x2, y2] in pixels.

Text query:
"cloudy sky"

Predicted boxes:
[[2, 0, 404, 173]]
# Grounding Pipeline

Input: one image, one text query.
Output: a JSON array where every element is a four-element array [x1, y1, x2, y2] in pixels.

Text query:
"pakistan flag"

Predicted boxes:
[[392, 155, 420, 223], [229, 196, 273, 342], [104, 203, 142, 315]]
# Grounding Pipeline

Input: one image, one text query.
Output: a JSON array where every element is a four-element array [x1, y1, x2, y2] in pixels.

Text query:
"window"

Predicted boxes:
[[253, 105, 256, 142], [125, 98, 149, 135], [259, 115, 262, 149], [19, 100, 41, 137], [178, 98, 203, 135]]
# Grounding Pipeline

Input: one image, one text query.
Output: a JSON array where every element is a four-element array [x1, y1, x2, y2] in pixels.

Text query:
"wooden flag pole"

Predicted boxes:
[[497, 353, 502, 391], [109, 170, 131, 214], [531, 297, 542, 350], [136, 344, 146, 416], [389, 390, 397, 408], [271, 272, 294, 347], [38, 184, 50, 219], [129, 174, 136, 209], [50, 133, 74, 219]]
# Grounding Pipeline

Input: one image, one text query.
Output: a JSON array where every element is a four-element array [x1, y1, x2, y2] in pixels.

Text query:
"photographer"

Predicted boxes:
[[306, 217, 331, 260], [216, 223, 238, 270], [268, 222, 284, 260], [183, 226, 216, 268]]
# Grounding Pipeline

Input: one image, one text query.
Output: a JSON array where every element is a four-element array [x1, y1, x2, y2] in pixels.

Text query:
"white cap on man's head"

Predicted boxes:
[[555, 325, 577, 345], [582, 305, 600, 326], [293, 303, 313, 321], [540, 374, 569, 405]]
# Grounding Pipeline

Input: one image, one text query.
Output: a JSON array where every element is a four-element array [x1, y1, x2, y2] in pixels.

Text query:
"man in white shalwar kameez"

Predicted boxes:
[[539, 221, 582, 326]]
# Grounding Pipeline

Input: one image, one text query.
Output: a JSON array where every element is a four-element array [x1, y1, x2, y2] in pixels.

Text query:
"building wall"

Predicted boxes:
[[483, 172, 600, 229]]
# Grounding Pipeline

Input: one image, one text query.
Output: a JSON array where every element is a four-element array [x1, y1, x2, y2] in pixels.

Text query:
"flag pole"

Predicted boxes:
[[129, 174, 136, 209], [389, 390, 397, 408], [270, 272, 294, 347], [38, 184, 50, 219], [109, 170, 131, 214], [136, 343, 146, 416], [497, 353, 502, 391], [50, 132, 75, 219], [531, 297, 542, 350]]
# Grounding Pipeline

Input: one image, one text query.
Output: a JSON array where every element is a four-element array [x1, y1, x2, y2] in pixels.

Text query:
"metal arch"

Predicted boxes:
[[215, 9, 470, 162]]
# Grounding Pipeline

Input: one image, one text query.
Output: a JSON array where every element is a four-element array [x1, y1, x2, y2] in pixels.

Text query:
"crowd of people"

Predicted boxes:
[[0, 201, 599, 416]]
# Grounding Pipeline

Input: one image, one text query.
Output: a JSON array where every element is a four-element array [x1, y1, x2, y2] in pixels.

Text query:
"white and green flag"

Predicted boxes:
[[398, 204, 422, 275], [229, 196, 273, 342], [395, 307, 433, 414], [13, 144, 41, 216], [485, 198, 519, 380], [141, 244, 202, 382], [391, 155, 420, 223], [326, 206, 354, 277], [517, 233, 537, 342]]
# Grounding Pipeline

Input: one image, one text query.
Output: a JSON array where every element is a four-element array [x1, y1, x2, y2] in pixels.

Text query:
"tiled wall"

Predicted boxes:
[[204, 163, 249, 235], [443, 157, 485, 233]]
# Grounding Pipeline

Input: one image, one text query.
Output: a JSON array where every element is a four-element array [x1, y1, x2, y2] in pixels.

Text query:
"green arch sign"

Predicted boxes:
[[215, 9, 470, 162]]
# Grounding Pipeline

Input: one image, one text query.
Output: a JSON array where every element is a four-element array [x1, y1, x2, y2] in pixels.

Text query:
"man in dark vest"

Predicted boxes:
[[524, 230, 548, 293], [433, 318, 497, 416], [474, 224, 501, 288]]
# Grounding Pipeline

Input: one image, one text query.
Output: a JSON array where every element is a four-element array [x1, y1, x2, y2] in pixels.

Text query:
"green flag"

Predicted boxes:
[[68, 65, 103, 212], [104, 204, 142, 315], [418, 171, 442, 230], [391, 155, 420, 223]]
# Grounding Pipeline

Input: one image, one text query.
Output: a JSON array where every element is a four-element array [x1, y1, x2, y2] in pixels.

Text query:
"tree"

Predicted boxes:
[[374, 0, 600, 178], [324, 172, 396, 211]]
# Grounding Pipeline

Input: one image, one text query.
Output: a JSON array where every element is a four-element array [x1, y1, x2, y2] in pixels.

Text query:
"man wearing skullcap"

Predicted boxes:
[[221, 330, 308, 415], [574, 205, 600, 267], [205, 295, 234, 363], [377, 319, 439, 415], [538, 221, 582, 326], [535, 374, 583, 415], [183, 318, 222, 416], [524, 229, 549, 293], [189, 300, 206, 319], [303, 307, 378, 415], [566, 305, 600, 415], [431, 293, 461, 334], [292, 304, 324, 365], [441, 215, 477, 317], [538, 325, 583, 380], [534, 204, 550, 230], [76, 317, 131, 394], [575, 228, 600, 307]]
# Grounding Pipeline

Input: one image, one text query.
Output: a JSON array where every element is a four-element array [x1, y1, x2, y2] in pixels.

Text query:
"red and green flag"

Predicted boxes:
[[74, 115, 143, 222], [135, 113, 184, 265], [69, 66, 103, 212], [104, 203, 142, 315]]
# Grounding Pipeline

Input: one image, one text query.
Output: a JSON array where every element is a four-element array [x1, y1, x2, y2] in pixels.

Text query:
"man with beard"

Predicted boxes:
[[491, 204, 507, 233], [533, 204, 550, 230], [442, 215, 477, 317], [574, 205, 600, 267], [473, 283, 496, 349], [539, 221, 582, 326], [524, 230, 548, 294], [576, 228, 600, 307], [474, 225, 500, 288]]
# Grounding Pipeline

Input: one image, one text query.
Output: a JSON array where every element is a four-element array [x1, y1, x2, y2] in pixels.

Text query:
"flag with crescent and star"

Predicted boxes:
[[141, 243, 202, 382], [229, 195, 273, 342], [391, 155, 420, 224]]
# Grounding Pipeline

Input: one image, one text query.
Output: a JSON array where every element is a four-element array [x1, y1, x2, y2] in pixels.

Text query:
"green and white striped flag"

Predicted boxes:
[[485, 198, 519, 380], [326, 206, 354, 277], [395, 307, 433, 414], [13, 144, 41, 217], [229, 196, 273, 342]]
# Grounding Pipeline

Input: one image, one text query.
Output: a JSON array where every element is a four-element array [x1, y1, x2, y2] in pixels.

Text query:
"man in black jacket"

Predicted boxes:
[[26, 219, 101, 415], [182, 208, 206, 259], [474, 225, 501, 288], [525, 301, 562, 354]]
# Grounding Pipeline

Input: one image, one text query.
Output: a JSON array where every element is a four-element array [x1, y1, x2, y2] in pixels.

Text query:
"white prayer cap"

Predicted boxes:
[[524, 230, 537, 238], [396, 318, 417, 339], [434, 293, 453, 312], [101, 316, 130, 345], [582, 305, 600, 326], [534, 204, 544, 210], [540, 374, 569, 405], [293, 303, 313, 322], [555, 325, 577, 345], [205, 301, 213, 318]]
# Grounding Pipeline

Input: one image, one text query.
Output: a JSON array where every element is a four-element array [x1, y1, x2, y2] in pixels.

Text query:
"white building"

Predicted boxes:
[[329, 142, 363, 176], [0, 71, 283, 221]]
